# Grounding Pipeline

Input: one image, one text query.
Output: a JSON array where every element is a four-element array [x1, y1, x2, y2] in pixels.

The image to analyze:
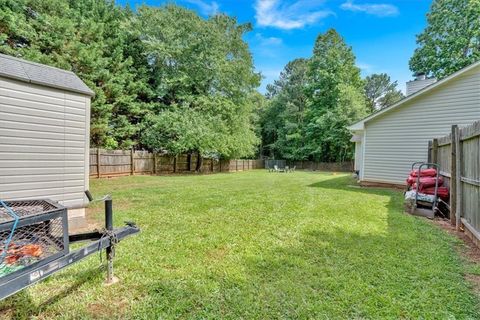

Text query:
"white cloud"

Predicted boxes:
[[255, 0, 334, 30], [255, 33, 283, 46], [183, 0, 219, 16], [340, 1, 399, 17]]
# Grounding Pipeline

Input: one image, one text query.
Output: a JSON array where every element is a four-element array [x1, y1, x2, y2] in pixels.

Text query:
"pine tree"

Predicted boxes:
[[304, 29, 367, 162], [364, 73, 404, 111], [261, 59, 309, 160]]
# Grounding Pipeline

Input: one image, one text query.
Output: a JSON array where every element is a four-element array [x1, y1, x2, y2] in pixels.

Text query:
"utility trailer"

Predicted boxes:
[[0, 195, 139, 300]]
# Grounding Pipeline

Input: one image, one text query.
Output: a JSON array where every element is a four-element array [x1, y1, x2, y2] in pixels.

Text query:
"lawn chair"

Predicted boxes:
[[285, 166, 289, 173], [291, 166, 296, 172], [273, 165, 280, 172]]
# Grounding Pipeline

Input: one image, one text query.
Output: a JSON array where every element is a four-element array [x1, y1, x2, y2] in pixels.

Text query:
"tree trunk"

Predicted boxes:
[[195, 151, 203, 172]]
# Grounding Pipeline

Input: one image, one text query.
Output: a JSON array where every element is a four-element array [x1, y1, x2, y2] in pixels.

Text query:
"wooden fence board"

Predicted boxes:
[[89, 149, 264, 177], [431, 120, 480, 237], [90, 149, 350, 178]]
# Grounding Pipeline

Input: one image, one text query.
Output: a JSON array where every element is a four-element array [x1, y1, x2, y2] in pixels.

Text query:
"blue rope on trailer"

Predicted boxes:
[[0, 200, 20, 263]]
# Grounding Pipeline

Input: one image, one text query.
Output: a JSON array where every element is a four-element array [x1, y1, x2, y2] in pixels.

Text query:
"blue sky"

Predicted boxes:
[[118, 0, 433, 93]]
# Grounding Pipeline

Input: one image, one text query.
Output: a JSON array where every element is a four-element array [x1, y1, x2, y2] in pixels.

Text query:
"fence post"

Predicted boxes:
[[211, 159, 214, 173], [450, 125, 457, 226], [432, 138, 439, 164], [97, 148, 101, 178], [173, 155, 177, 173], [454, 126, 462, 230], [236, 160, 238, 172], [427, 140, 432, 163], [131, 149, 135, 176], [153, 153, 157, 175]]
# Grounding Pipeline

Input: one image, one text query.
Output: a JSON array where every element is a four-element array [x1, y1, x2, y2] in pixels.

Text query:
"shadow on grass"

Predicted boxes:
[[0, 267, 102, 319]]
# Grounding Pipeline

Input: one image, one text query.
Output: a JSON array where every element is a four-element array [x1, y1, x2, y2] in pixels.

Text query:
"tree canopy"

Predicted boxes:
[[304, 29, 367, 162], [260, 29, 372, 162], [1, 1, 407, 163], [0, 0, 262, 162], [409, 0, 480, 79], [137, 5, 261, 161]]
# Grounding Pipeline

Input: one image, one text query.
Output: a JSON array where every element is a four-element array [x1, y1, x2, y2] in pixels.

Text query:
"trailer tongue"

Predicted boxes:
[[0, 195, 139, 300]]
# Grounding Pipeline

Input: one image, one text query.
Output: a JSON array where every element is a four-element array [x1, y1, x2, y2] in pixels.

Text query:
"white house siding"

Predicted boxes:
[[354, 140, 363, 171], [0, 77, 89, 209], [363, 67, 480, 185]]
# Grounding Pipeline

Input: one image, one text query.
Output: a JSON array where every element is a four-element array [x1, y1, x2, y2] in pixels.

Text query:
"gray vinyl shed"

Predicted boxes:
[[0, 54, 94, 224]]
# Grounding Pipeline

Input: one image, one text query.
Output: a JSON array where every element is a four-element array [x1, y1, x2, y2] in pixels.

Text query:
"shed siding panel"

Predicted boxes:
[[363, 69, 480, 184], [0, 77, 89, 208]]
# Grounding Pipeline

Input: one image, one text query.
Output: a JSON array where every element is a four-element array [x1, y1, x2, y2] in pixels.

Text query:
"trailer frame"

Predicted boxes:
[[0, 196, 139, 301]]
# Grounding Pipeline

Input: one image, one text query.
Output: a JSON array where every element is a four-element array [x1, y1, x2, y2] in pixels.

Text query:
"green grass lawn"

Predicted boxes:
[[1, 171, 479, 319]]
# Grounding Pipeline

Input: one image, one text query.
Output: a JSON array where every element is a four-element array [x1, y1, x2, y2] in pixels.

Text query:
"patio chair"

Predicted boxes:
[[273, 165, 280, 172]]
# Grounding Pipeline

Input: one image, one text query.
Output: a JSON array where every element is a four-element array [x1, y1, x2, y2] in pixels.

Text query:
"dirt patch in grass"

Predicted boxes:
[[466, 275, 480, 295], [206, 246, 229, 262], [434, 218, 480, 263], [87, 298, 129, 319]]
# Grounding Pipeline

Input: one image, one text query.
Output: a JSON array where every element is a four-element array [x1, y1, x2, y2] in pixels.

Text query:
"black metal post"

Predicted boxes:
[[105, 198, 114, 284]]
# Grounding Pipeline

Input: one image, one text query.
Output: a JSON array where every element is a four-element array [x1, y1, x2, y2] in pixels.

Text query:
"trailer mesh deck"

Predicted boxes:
[[0, 200, 68, 280], [0, 200, 58, 222]]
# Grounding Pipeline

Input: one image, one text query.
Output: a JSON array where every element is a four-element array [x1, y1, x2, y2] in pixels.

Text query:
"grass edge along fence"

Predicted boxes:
[[90, 149, 264, 178], [428, 120, 480, 246]]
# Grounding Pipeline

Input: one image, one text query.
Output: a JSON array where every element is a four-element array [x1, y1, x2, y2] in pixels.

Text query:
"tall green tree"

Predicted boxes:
[[137, 5, 261, 168], [0, 0, 153, 149], [364, 73, 404, 111], [261, 58, 309, 160], [410, 0, 480, 78], [304, 29, 367, 162]]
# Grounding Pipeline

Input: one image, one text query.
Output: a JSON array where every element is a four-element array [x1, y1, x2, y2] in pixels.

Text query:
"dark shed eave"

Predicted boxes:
[[0, 53, 95, 97]]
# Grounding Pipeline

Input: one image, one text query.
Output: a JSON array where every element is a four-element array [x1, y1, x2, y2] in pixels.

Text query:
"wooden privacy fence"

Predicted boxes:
[[428, 121, 480, 244], [89, 149, 264, 178], [265, 160, 353, 172], [290, 161, 353, 172]]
